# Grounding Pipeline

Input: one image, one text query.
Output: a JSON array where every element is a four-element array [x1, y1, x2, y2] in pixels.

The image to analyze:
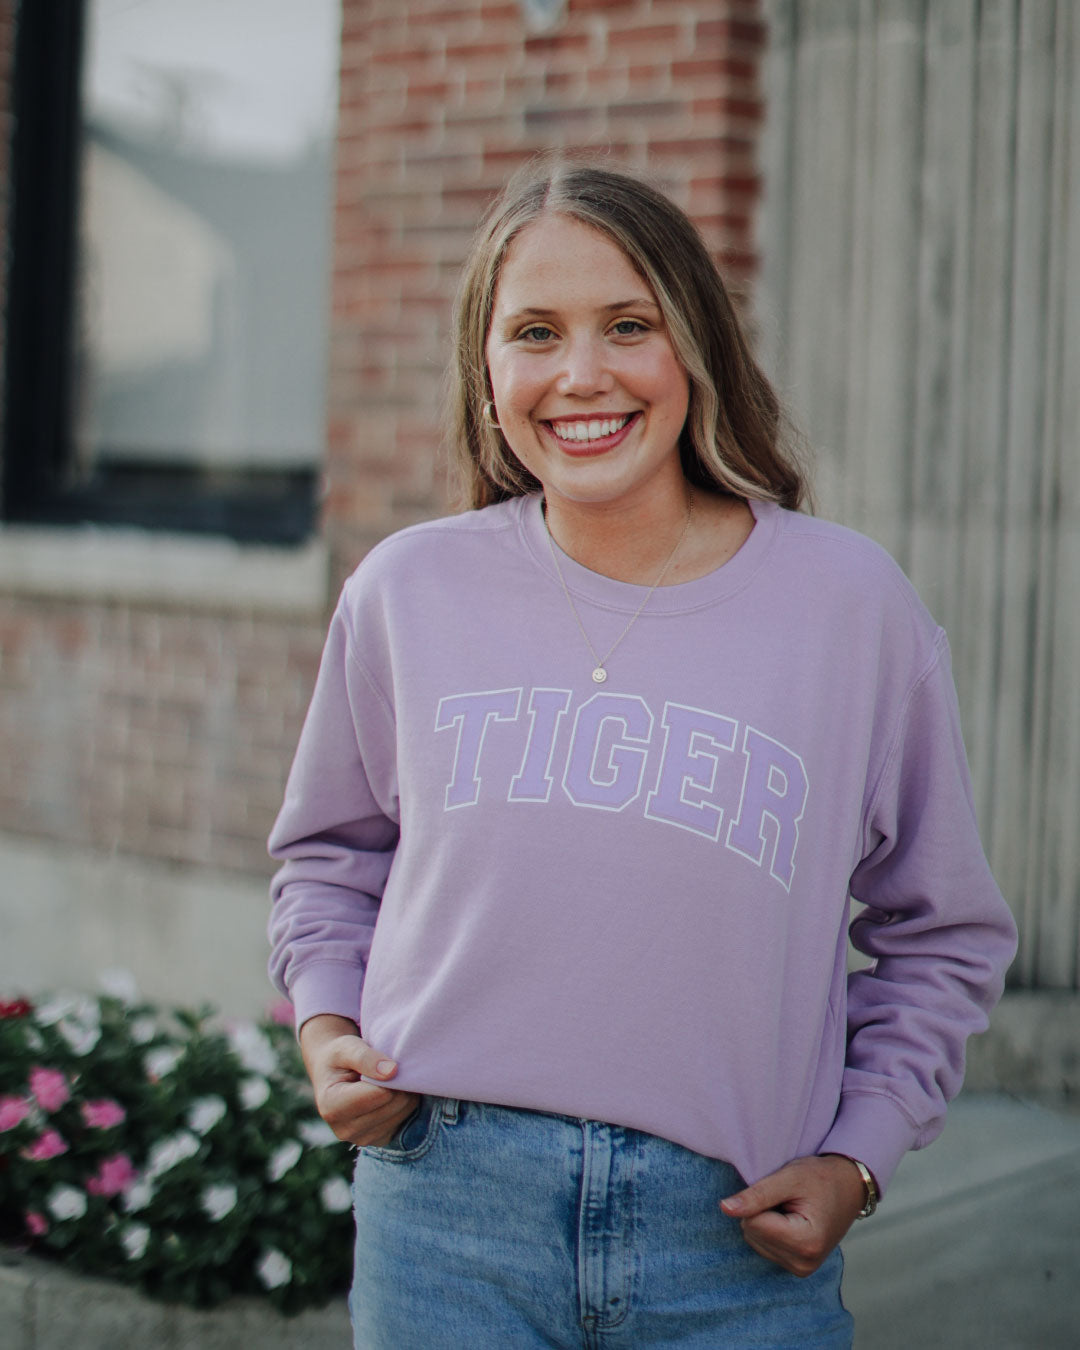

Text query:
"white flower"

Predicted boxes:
[[187, 1096, 227, 1135], [129, 1016, 157, 1045], [123, 1178, 154, 1213], [239, 1076, 271, 1110], [226, 1022, 277, 1076], [299, 1118, 338, 1148], [57, 1018, 101, 1055], [256, 1248, 293, 1289], [99, 968, 139, 1004], [320, 1175, 352, 1213], [36, 992, 99, 1028], [144, 1046, 183, 1080], [146, 1130, 200, 1179], [47, 1185, 88, 1222], [267, 1140, 303, 1182], [201, 1183, 238, 1222], [34, 995, 71, 1026], [121, 1223, 150, 1261]]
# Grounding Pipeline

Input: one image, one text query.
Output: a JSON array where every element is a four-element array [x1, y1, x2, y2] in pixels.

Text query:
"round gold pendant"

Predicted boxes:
[[592, 667, 607, 683]]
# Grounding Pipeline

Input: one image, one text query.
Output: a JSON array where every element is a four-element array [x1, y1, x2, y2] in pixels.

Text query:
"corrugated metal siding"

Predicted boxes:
[[759, 0, 1080, 988]]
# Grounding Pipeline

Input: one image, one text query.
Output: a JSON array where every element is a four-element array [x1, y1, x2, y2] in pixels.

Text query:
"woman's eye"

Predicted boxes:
[[520, 325, 555, 342], [611, 319, 647, 336]]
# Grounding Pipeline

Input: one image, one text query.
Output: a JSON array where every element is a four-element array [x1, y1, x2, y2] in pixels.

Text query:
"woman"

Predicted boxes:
[[269, 160, 1017, 1347]]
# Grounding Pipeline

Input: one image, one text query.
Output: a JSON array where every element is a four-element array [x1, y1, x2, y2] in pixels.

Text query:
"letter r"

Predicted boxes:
[[725, 727, 808, 889]]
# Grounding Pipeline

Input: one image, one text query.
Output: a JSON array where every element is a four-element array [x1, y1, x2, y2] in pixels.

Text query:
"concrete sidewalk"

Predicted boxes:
[[841, 1093, 1080, 1348]]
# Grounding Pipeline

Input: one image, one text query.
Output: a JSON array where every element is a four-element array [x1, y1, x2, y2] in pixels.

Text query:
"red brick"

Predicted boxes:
[[623, 64, 673, 90], [607, 99, 682, 121], [544, 70, 583, 95], [671, 56, 757, 82], [373, 43, 443, 67], [523, 32, 590, 57], [691, 95, 764, 123], [695, 18, 768, 50], [646, 136, 754, 162], [606, 24, 681, 50], [444, 39, 515, 61]]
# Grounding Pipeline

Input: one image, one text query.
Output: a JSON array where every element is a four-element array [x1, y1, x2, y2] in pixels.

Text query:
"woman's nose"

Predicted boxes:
[[556, 336, 613, 397]]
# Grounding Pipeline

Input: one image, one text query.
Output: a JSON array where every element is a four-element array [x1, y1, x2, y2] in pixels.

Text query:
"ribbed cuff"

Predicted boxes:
[[817, 1091, 919, 1197], [287, 961, 365, 1038]]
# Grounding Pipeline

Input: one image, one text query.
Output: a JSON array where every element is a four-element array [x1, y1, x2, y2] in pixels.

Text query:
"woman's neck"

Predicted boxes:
[[543, 486, 755, 586]]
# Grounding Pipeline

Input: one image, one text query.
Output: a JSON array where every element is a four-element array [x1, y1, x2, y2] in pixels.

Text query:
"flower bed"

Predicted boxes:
[[0, 983, 354, 1314]]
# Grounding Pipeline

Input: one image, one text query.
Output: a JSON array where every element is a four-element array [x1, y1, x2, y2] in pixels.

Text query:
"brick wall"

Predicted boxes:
[[327, 0, 767, 581], [0, 0, 768, 879], [0, 597, 324, 874]]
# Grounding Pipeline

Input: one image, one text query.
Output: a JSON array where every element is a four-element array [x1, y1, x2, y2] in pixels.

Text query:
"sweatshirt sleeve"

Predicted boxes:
[[817, 630, 1018, 1193], [267, 593, 400, 1033]]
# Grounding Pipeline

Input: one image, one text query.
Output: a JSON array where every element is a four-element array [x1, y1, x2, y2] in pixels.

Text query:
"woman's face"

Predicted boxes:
[[484, 213, 690, 515]]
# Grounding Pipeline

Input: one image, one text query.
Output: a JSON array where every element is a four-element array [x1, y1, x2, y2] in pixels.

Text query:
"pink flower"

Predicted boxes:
[[86, 1153, 138, 1197], [29, 1067, 70, 1113], [81, 1099, 126, 1129], [25, 1211, 48, 1237], [0, 1095, 31, 1131], [0, 997, 33, 1019], [22, 1129, 68, 1161], [268, 998, 295, 1027]]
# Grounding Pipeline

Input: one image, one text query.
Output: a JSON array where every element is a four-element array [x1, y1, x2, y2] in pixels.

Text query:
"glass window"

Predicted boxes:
[[3, 0, 342, 543]]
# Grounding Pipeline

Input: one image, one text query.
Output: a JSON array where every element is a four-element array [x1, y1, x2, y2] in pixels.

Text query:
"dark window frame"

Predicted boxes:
[[2, 0, 318, 545]]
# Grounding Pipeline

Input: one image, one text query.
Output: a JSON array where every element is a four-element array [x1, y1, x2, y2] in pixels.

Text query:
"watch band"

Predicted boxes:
[[850, 1158, 878, 1218]]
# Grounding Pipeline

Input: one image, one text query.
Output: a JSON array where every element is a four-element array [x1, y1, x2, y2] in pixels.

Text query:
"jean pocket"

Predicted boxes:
[[358, 1095, 444, 1163]]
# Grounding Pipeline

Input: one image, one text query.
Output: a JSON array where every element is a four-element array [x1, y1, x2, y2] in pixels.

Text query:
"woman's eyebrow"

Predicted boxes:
[[498, 298, 661, 323]]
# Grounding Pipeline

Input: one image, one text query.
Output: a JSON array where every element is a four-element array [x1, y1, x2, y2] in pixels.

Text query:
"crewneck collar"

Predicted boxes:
[[517, 492, 780, 615]]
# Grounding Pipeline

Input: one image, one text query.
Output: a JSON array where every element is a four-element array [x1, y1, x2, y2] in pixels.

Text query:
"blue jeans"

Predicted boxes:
[[350, 1098, 853, 1349]]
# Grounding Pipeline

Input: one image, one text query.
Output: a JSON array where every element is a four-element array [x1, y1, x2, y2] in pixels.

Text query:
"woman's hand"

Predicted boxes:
[[298, 1014, 421, 1148], [720, 1154, 868, 1276]]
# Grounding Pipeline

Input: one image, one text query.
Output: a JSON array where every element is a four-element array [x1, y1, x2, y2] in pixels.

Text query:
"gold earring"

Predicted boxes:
[[482, 401, 500, 428]]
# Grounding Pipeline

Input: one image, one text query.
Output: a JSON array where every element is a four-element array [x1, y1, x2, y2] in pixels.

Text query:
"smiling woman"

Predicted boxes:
[[267, 158, 1017, 1349], [484, 215, 692, 552]]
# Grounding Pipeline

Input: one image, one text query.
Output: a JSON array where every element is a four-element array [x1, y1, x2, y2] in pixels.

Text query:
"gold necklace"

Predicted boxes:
[[543, 495, 694, 684]]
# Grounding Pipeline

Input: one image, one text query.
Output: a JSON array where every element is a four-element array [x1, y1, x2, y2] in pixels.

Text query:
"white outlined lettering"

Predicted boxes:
[[563, 693, 653, 812], [724, 726, 808, 890], [645, 702, 739, 840], [435, 688, 521, 810], [509, 687, 572, 802]]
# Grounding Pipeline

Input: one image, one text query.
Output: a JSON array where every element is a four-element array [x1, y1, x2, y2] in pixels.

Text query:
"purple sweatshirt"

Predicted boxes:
[[268, 494, 1017, 1193]]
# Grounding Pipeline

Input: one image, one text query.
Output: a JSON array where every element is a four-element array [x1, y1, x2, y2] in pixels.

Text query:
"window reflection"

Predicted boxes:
[[72, 0, 341, 479]]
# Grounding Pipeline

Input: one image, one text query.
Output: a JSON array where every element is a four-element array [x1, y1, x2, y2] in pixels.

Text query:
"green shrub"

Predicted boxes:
[[0, 984, 353, 1313]]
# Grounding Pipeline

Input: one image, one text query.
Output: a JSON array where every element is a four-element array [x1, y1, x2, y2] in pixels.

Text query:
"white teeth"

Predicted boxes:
[[552, 415, 630, 442]]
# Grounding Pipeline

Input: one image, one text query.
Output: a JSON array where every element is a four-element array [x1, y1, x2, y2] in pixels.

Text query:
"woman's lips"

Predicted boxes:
[[544, 411, 640, 455]]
